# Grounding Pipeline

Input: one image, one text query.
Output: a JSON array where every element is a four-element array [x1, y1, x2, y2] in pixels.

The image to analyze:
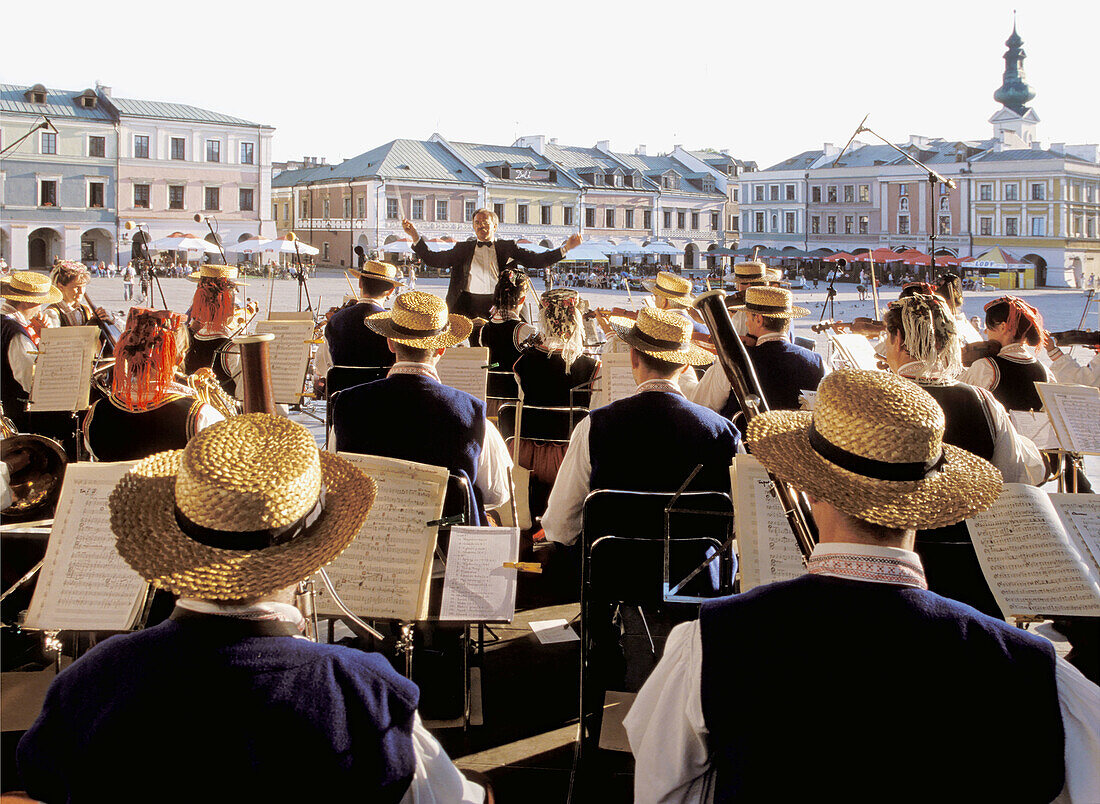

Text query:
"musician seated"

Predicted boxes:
[[84, 308, 225, 462], [472, 266, 537, 416], [331, 291, 512, 525], [44, 260, 112, 329], [1047, 334, 1100, 388], [644, 271, 707, 334], [16, 415, 485, 803], [883, 294, 1044, 618], [728, 259, 768, 339], [692, 286, 824, 420], [314, 260, 401, 388], [540, 307, 739, 555], [959, 296, 1052, 412], [183, 264, 246, 396], [1, 272, 62, 434], [625, 370, 1100, 804]]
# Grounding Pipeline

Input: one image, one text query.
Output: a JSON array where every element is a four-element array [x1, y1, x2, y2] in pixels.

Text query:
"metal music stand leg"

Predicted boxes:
[[397, 622, 415, 679], [463, 624, 472, 733]]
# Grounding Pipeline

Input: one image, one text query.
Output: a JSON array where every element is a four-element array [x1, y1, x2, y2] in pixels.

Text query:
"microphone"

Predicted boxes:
[[286, 232, 297, 242], [194, 213, 205, 223]]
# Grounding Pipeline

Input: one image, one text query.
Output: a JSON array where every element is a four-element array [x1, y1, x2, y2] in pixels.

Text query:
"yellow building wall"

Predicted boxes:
[[486, 188, 577, 226]]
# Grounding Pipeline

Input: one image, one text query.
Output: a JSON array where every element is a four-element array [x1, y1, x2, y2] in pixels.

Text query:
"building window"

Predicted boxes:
[[786, 213, 797, 233], [586, 207, 596, 228], [844, 185, 854, 203], [464, 200, 477, 221], [769, 185, 779, 201], [357, 196, 365, 218], [301, 198, 309, 218], [240, 142, 254, 165], [494, 202, 505, 223], [283, 203, 289, 220], [206, 140, 220, 162], [88, 182, 105, 208], [341, 198, 350, 218], [323, 242, 330, 261], [811, 216, 820, 234], [1087, 185, 1095, 203], [1031, 217, 1046, 236], [411, 199, 424, 219], [677, 211, 687, 229], [898, 184, 908, 197], [938, 216, 950, 235], [711, 211, 720, 231], [859, 185, 870, 203], [605, 208, 615, 228], [898, 215, 910, 235], [272, 202, 278, 221], [771, 214, 778, 232], [1004, 184, 1018, 201], [564, 206, 575, 226], [732, 188, 739, 202], [134, 135, 149, 159], [811, 186, 821, 203], [240, 189, 255, 212], [323, 199, 330, 218], [39, 180, 58, 206], [204, 187, 220, 211], [859, 215, 869, 235], [170, 137, 186, 160], [1089, 218, 1096, 238], [541, 204, 552, 225], [517, 204, 528, 225], [624, 209, 634, 228], [785, 184, 796, 201], [754, 185, 764, 202], [844, 216, 853, 234], [827, 216, 836, 234], [1031, 183, 1044, 201], [979, 184, 992, 201], [134, 183, 150, 209], [169, 185, 185, 210], [730, 215, 739, 232], [437, 200, 449, 221], [979, 217, 992, 236], [691, 212, 700, 230], [827, 186, 837, 203], [755, 212, 765, 232], [89, 136, 105, 158], [1004, 217, 1018, 236], [386, 198, 399, 219], [1072, 215, 1084, 236], [662, 210, 672, 229], [899, 197, 909, 213]]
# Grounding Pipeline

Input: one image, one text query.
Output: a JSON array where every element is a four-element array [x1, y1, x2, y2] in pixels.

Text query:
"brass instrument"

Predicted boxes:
[[186, 367, 240, 419], [694, 289, 818, 560], [1, 408, 68, 522]]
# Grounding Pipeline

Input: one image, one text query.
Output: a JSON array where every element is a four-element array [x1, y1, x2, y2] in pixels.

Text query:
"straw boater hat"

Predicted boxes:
[[730, 285, 810, 319], [643, 271, 695, 308], [607, 307, 713, 366], [733, 260, 767, 281], [348, 259, 403, 287], [111, 414, 376, 600], [746, 369, 1002, 530], [187, 264, 245, 285], [365, 290, 472, 349], [0, 271, 62, 305]]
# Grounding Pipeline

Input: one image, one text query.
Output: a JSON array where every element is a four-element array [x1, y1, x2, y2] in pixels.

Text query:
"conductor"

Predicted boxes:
[[402, 209, 581, 319]]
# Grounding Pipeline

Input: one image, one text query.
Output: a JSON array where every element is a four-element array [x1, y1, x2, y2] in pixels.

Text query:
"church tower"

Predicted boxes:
[[989, 18, 1039, 148]]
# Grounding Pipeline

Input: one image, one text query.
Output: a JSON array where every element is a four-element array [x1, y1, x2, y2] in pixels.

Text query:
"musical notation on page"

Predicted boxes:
[[437, 347, 489, 403], [28, 325, 100, 412]]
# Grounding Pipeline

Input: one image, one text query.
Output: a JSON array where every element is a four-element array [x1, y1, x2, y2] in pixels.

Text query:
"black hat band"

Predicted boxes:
[[175, 489, 327, 551], [745, 301, 790, 314], [390, 319, 450, 338], [630, 324, 689, 352], [808, 423, 945, 482]]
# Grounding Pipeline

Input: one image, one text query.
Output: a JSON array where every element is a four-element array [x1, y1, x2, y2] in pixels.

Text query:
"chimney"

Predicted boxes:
[[635, 144, 647, 156], [95, 82, 112, 97], [720, 149, 729, 155], [596, 140, 610, 152], [822, 142, 839, 158], [1049, 142, 1066, 155], [549, 138, 558, 145], [526, 135, 545, 155]]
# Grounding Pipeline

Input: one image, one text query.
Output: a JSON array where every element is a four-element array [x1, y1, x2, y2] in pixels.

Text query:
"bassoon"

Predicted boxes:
[[693, 289, 818, 560]]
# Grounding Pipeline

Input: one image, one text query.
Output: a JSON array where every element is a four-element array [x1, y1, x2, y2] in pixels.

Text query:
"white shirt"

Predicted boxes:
[[1048, 348, 1100, 388], [690, 331, 813, 415], [468, 241, 499, 295], [896, 361, 1046, 485], [623, 542, 1100, 804], [959, 341, 1051, 392], [2, 302, 37, 394]]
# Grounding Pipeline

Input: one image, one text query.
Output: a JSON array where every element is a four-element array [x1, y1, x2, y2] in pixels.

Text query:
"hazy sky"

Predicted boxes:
[[3, 0, 1097, 170]]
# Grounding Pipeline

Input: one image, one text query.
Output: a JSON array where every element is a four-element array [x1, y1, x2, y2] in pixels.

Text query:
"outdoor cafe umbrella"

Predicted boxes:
[[263, 235, 320, 256], [560, 244, 610, 262], [225, 237, 271, 256], [615, 239, 645, 255], [381, 239, 414, 255], [150, 233, 221, 254], [642, 241, 682, 256], [824, 251, 858, 263], [961, 246, 1028, 271]]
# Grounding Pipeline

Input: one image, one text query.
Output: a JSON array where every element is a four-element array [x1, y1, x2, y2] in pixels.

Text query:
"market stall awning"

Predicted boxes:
[[824, 251, 858, 263], [960, 246, 1029, 270], [642, 241, 682, 255]]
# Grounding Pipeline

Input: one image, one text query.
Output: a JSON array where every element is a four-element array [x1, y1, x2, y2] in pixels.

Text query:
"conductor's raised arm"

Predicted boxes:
[[401, 219, 420, 243]]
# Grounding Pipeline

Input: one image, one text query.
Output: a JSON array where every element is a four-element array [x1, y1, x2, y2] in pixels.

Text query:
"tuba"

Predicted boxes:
[[1, 408, 68, 522]]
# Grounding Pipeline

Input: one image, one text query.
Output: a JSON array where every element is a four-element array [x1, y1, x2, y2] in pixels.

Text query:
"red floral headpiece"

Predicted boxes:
[[112, 307, 186, 410], [984, 295, 1046, 347]]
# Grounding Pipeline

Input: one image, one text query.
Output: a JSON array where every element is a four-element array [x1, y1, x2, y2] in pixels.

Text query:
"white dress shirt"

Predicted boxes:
[[1048, 348, 1100, 388], [468, 241, 499, 295], [623, 542, 1100, 804], [958, 342, 1052, 391], [2, 302, 38, 394]]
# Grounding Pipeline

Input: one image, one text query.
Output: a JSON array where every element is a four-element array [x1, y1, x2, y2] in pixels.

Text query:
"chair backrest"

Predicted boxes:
[[793, 336, 816, 352], [496, 402, 519, 444], [517, 403, 589, 443], [582, 489, 734, 606], [485, 369, 520, 403], [326, 365, 388, 398]]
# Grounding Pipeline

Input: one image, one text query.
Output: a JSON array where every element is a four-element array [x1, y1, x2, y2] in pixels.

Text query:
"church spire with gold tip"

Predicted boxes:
[[993, 14, 1036, 115]]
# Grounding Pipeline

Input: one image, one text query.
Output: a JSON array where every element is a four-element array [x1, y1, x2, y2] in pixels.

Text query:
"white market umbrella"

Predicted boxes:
[[643, 241, 682, 255], [225, 237, 271, 255], [560, 244, 610, 262], [150, 233, 220, 254], [263, 236, 320, 256], [517, 240, 551, 253], [581, 239, 618, 255], [615, 239, 645, 255], [381, 240, 414, 255]]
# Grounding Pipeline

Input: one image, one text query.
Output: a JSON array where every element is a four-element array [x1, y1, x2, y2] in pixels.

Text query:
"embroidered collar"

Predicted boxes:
[[636, 378, 684, 396], [996, 342, 1037, 363], [175, 598, 307, 635], [807, 542, 927, 589], [755, 331, 786, 345], [388, 361, 440, 382], [897, 360, 954, 385], [1, 301, 31, 326]]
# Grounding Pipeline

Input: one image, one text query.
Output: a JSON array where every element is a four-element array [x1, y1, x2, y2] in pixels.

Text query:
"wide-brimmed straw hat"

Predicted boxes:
[[733, 260, 767, 280], [111, 414, 376, 600], [642, 271, 695, 308], [365, 290, 472, 348], [187, 264, 245, 285], [348, 259, 403, 287], [608, 307, 713, 366], [729, 285, 810, 319], [746, 369, 1002, 529], [0, 271, 62, 305]]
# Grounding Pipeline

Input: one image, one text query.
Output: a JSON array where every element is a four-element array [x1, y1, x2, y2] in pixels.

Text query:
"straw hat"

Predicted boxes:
[[348, 259, 403, 287], [365, 290, 472, 349], [608, 307, 713, 366], [187, 264, 245, 284], [746, 369, 1002, 529], [642, 271, 695, 308], [729, 286, 810, 319], [733, 260, 767, 280], [0, 271, 62, 305], [111, 414, 376, 600], [765, 268, 783, 283]]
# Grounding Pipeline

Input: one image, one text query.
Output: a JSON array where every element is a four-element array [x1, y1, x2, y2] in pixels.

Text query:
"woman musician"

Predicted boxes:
[[183, 264, 249, 396], [473, 267, 536, 417], [959, 296, 1051, 412]]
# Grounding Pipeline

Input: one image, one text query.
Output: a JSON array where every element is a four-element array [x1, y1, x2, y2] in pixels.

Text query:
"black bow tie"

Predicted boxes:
[[476, 241, 494, 248]]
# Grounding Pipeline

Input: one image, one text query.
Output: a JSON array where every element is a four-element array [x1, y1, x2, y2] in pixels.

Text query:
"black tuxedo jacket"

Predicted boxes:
[[412, 238, 566, 309]]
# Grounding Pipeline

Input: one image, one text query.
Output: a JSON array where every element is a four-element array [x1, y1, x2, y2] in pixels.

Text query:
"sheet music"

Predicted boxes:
[[438, 526, 519, 622], [968, 484, 1100, 617], [1008, 410, 1059, 450], [956, 317, 983, 344], [24, 461, 148, 631], [1035, 383, 1100, 455], [828, 332, 881, 372], [319, 454, 448, 621], [437, 347, 489, 402], [1051, 493, 1100, 578], [28, 325, 99, 412], [253, 319, 315, 404], [592, 350, 635, 409], [732, 455, 805, 591]]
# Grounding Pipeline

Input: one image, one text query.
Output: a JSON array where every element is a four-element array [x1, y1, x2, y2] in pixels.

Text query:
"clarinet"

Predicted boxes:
[[693, 289, 818, 561]]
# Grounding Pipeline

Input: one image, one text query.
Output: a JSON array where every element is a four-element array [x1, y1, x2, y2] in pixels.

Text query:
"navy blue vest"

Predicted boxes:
[[1, 315, 31, 418], [85, 394, 201, 462], [184, 332, 236, 396], [325, 301, 395, 369], [332, 373, 486, 519], [699, 574, 1065, 803], [720, 339, 824, 419], [475, 319, 524, 398], [589, 391, 740, 494], [989, 354, 1050, 412]]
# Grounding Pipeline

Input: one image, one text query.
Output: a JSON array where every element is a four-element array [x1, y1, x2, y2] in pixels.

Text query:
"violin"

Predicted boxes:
[[587, 306, 717, 354], [961, 340, 1001, 367], [1047, 329, 1100, 348], [811, 318, 886, 337], [228, 300, 261, 336]]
